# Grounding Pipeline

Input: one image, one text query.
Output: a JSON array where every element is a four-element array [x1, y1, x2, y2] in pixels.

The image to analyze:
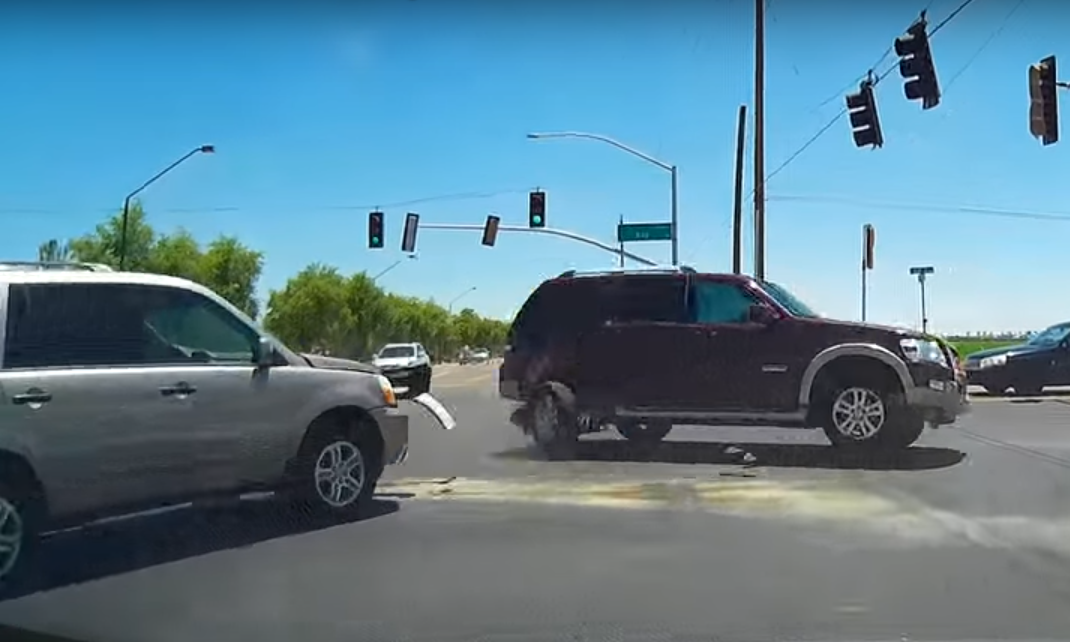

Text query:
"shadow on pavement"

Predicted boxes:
[[2, 499, 398, 602], [494, 439, 966, 472]]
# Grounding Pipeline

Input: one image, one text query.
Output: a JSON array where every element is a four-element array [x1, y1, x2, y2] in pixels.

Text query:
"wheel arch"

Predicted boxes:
[[292, 405, 386, 473], [0, 450, 47, 519], [799, 343, 912, 408]]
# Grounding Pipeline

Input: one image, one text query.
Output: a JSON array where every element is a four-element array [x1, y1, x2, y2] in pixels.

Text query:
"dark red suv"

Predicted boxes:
[[499, 267, 967, 458]]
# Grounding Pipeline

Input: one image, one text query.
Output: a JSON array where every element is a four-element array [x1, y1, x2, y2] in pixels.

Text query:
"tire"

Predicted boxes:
[[615, 420, 672, 444], [819, 375, 924, 451], [287, 415, 383, 518], [529, 387, 579, 461], [1014, 382, 1043, 397], [983, 384, 1007, 396], [0, 472, 44, 595]]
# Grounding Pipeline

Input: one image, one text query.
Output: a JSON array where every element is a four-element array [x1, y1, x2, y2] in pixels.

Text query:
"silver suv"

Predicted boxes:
[[0, 263, 454, 588]]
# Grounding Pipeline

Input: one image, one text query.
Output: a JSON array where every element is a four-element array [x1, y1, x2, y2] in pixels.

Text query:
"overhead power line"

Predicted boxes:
[[768, 193, 1070, 223]]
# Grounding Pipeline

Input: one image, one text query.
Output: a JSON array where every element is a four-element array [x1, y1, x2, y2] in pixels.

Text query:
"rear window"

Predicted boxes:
[[510, 275, 687, 347]]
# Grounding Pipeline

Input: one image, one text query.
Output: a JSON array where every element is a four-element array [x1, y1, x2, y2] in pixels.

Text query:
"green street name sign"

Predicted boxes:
[[617, 222, 673, 243]]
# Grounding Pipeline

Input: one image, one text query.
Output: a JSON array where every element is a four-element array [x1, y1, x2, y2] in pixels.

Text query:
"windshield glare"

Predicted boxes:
[[759, 281, 820, 318], [1028, 325, 1070, 345], [378, 346, 415, 359]]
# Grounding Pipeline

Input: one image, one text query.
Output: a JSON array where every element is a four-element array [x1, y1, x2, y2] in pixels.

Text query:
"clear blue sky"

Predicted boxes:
[[1, 0, 1067, 334]]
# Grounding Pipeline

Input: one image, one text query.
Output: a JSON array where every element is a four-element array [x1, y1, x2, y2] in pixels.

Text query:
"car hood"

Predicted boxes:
[[796, 316, 918, 346], [965, 343, 1046, 361], [301, 353, 380, 375]]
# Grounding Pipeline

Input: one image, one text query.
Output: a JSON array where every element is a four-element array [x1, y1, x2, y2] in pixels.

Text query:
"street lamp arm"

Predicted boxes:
[[528, 132, 672, 172], [124, 146, 205, 202]]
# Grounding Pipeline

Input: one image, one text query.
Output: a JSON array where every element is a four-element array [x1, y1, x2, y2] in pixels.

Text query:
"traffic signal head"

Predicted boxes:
[[895, 21, 941, 110], [528, 191, 546, 228], [1029, 55, 1059, 145], [401, 212, 419, 253], [845, 81, 884, 149], [368, 211, 384, 249], [482, 215, 501, 247]]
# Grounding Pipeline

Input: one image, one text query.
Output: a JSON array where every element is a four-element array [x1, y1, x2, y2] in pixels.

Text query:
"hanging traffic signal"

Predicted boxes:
[[845, 80, 884, 149], [368, 211, 384, 249], [528, 191, 546, 228], [895, 20, 940, 110], [1029, 55, 1059, 146], [482, 215, 501, 247], [401, 213, 419, 253]]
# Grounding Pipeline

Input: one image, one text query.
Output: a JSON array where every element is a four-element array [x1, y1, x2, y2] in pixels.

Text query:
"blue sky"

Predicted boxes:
[[1, 0, 1067, 334]]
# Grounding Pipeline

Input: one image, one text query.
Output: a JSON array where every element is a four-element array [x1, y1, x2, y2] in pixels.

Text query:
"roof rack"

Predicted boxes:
[[555, 265, 697, 279], [0, 261, 115, 273]]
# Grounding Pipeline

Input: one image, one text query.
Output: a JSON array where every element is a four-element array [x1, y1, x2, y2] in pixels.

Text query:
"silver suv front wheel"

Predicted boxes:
[[0, 496, 24, 583]]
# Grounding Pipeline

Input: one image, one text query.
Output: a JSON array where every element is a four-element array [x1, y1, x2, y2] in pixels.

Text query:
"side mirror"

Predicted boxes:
[[254, 337, 277, 368], [748, 304, 779, 325]]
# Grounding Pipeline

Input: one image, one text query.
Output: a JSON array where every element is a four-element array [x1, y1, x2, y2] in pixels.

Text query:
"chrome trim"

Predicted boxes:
[[797, 343, 912, 407]]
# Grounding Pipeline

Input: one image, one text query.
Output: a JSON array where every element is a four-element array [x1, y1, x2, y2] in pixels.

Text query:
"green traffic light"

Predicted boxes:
[[532, 216, 542, 225]]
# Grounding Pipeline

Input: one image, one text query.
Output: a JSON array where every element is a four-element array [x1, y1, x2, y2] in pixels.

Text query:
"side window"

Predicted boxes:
[[141, 287, 258, 364], [689, 281, 758, 325], [599, 276, 687, 325], [4, 283, 148, 369]]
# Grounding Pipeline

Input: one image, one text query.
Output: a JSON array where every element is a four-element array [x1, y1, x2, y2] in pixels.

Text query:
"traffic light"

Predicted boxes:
[[482, 215, 500, 247], [845, 80, 884, 149], [401, 212, 419, 253], [1030, 55, 1059, 145], [895, 20, 940, 110], [863, 224, 876, 270], [528, 191, 546, 228], [368, 211, 384, 249]]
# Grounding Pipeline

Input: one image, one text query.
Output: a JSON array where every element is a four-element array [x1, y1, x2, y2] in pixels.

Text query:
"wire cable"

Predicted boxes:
[[943, 0, 1028, 92], [929, 0, 979, 36], [767, 193, 1070, 223]]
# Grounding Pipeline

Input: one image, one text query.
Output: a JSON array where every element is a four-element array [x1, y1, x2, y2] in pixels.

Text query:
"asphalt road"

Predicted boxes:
[[3, 362, 1070, 642]]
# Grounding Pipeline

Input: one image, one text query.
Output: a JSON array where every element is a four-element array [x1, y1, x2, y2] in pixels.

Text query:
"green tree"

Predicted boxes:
[[37, 239, 73, 262]]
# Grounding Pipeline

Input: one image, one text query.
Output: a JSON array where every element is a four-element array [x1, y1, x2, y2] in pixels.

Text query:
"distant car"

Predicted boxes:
[[964, 322, 1070, 395], [470, 348, 491, 363], [373, 343, 433, 395]]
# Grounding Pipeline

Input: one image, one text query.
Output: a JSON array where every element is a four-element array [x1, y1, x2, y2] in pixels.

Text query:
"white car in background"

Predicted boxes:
[[372, 343, 433, 396]]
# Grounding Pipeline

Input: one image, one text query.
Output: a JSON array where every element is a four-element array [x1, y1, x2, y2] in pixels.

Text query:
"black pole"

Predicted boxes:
[[119, 195, 132, 271]]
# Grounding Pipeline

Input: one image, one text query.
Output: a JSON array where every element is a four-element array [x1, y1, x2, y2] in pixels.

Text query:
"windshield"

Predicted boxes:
[[378, 345, 415, 359], [759, 281, 820, 318], [1027, 324, 1070, 346]]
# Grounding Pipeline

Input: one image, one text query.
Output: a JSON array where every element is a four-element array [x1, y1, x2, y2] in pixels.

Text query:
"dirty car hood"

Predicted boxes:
[[301, 353, 380, 375]]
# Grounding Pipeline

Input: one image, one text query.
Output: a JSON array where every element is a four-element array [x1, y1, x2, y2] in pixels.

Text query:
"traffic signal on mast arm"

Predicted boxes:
[[845, 79, 884, 149], [1029, 55, 1059, 145], [528, 191, 546, 228], [482, 214, 501, 247], [895, 19, 941, 110], [368, 211, 385, 249]]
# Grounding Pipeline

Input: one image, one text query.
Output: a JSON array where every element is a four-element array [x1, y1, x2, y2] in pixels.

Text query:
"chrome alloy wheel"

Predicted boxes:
[[0, 496, 24, 581], [831, 387, 886, 440], [314, 440, 366, 508]]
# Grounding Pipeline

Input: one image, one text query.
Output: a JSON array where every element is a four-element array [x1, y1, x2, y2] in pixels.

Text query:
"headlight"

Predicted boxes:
[[900, 338, 949, 368], [979, 354, 1008, 369], [376, 374, 398, 407]]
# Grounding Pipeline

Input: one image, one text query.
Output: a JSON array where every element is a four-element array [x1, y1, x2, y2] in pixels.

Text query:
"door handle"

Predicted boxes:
[[159, 382, 197, 397], [12, 389, 52, 405]]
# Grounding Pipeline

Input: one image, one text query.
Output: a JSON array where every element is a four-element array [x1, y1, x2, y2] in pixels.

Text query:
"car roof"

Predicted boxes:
[[0, 265, 221, 297], [546, 267, 753, 286]]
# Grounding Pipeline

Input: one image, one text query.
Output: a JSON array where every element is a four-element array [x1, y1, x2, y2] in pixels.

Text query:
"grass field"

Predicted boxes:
[[947, 339, 1021, 357]]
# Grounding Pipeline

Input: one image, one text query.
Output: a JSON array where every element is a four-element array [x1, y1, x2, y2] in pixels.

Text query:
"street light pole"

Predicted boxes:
[[119, 145, 215, 270], [527, 131, 679, 266], [448, 286, 476, 314], [372, 254, 417, 282]]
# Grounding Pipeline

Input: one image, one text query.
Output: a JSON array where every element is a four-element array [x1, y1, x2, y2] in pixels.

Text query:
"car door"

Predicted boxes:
[[0, 282, 206, 518], [133, 284, 301, 496], [576, 275, 699, 410], [688, 278, 799, 411]]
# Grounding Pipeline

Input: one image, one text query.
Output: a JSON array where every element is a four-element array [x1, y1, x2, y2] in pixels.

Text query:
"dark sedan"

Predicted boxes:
[[963, 322, 1070, 395]]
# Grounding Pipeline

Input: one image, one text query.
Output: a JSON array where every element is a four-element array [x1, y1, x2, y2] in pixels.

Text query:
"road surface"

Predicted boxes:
[[2, 361, 1070, 642]]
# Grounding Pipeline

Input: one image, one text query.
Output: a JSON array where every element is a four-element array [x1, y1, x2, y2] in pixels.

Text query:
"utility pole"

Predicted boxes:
[[753, 0, 766, 280], [732, 104, 747, 274]]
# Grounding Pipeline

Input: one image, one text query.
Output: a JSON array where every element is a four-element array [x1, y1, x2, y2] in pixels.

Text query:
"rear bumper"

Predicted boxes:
[[905, 377, 969, 425], [369, 407, 410, 465]]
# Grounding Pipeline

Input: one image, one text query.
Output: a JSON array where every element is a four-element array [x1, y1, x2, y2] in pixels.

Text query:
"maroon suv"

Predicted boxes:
[[499, 267, 967, 458]]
